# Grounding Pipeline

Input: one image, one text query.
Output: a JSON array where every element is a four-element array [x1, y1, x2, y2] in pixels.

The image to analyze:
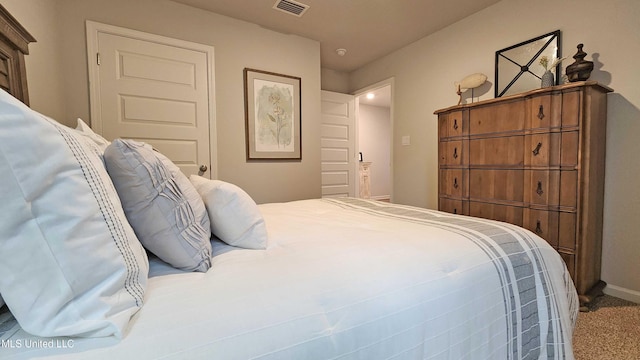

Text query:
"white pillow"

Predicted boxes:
[[189, 175, 268, 249], [75, 118, 110, 152], [104, 139, 212, 272], [0, 90, 148, 338]]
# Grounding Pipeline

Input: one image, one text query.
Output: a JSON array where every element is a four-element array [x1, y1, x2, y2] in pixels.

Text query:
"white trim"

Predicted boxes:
[[85, 21, 218, 179], [354, 96, 360, 198], [603, 284, 640, 304]]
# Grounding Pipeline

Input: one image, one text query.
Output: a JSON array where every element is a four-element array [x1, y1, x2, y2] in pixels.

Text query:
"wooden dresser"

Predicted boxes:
[[0, 4, 36, 105], [435, 81, 612, 307]]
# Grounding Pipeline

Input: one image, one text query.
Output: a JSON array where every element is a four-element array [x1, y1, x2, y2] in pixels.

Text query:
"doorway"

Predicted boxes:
[[354, 80, 393, 202]]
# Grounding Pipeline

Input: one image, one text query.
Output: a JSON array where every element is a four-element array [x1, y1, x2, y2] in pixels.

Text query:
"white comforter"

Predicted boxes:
[[0, 198, 578, 359]]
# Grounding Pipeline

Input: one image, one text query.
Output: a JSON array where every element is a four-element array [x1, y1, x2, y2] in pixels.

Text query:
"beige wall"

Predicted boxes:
[[4, 0, 322, 204], [2, 0, 65, 122], [349, 0, 640, 300], [321, 68, 349, 93]]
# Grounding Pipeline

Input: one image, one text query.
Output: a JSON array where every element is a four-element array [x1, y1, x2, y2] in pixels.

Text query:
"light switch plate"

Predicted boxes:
[[401, 135, 411, 146]]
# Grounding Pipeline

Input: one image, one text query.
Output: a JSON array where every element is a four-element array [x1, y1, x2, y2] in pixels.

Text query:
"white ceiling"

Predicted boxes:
[[170, 0, 500, 72]]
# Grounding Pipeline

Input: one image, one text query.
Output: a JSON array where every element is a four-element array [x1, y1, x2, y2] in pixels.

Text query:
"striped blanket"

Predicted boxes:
[[1, 198, 577, 359]]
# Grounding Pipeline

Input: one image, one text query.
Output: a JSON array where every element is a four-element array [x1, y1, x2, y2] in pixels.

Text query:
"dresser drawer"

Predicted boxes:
[[523, 209, 559, 247], [468, 201, 523, 226], [447, 110, 464, 138], [469, 135, 524, 166], [439, 198, 465, 215], [440, 169, 463, 198], [525, 170, 560, 206], [559, 170, 578, 208], [526, 93, 561, 130], [560, 131, 579, 167], [439, 140, 463, 166], [468, 169, 524, 202], [559, 251, 576, 280], [438, 111, 465, 139], [438, 115, 448, 140], [561, 90, 581, 128], [558, 212, 577, 251], [525, 132, 561, 167], [469, 100, 524, 135]]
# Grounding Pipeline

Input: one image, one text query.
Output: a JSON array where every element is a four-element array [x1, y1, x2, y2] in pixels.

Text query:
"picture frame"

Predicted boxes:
[[244, 68, 301, 160], [495, 30, 561, 97]]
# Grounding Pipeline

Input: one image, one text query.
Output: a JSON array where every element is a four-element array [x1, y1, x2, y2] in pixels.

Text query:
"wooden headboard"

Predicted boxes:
[[0, 4, 35, 105]]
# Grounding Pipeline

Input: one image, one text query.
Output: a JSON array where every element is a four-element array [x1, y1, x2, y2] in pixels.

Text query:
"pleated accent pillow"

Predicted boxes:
[[0, 89, 148, 338], [104, 139, 212, 272]]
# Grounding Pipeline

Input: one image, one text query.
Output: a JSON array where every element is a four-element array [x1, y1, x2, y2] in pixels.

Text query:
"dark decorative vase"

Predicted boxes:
[[541, 70, 554, 87], [566, 44, 594, 82]]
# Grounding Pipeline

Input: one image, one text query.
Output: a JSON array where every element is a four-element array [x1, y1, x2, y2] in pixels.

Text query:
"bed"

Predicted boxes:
[[0, 6, 577, 359], [0, 103, 579, 360]]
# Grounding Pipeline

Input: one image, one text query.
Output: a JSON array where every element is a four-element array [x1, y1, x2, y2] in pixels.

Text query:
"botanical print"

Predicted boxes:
[[253, 79, 295, 152], [244, 68, 300, 160]]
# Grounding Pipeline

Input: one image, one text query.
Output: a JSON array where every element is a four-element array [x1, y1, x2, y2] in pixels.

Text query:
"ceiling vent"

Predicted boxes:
[[273, 0, 309, 17]]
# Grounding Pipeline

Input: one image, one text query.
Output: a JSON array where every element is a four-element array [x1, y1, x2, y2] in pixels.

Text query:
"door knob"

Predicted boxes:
[[199, 165, 208, 173]]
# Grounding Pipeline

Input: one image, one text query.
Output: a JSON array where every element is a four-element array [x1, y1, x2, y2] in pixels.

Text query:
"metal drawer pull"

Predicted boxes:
[[535, 220, 543, 234], [536, 181, 544, 196], [453, 147, 458, 159], [538, 105, 545, 120], [453, 118, 459, 130], [453, 208, 458, 214], [532, 142, 542, 156], [453, 177, 459, 189]]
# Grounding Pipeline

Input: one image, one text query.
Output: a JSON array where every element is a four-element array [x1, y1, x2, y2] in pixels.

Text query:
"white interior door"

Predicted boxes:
[[321, 90, 356, 197], [86, 21, 216, 178]]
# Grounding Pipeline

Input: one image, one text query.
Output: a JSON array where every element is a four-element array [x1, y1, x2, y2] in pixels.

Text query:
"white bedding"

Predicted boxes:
[[0, 198, 578, 359]]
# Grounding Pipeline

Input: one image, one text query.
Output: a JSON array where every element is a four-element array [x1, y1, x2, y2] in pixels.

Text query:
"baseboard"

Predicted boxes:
[[603, 284, 640, 304], [371, 195, 390, 201]]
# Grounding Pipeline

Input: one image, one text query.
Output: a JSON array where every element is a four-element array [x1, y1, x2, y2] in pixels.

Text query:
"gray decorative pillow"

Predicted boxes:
[[104, 139, 212, 272]]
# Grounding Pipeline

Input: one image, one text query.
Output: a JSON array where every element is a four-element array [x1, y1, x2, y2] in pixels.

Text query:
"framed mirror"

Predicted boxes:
[[495, 30, 561, 97]]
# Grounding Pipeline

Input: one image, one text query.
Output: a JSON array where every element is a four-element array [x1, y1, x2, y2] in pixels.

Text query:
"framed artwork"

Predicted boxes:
[[244, 68, 301, 160], [495, 30, 561, 97]]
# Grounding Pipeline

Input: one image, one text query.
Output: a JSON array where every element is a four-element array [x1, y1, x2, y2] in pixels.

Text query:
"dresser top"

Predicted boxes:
[[434, 81, 613, 115]]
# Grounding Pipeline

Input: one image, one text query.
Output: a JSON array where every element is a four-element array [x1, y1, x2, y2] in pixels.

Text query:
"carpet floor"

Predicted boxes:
[[573, 295, 640, 360]]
